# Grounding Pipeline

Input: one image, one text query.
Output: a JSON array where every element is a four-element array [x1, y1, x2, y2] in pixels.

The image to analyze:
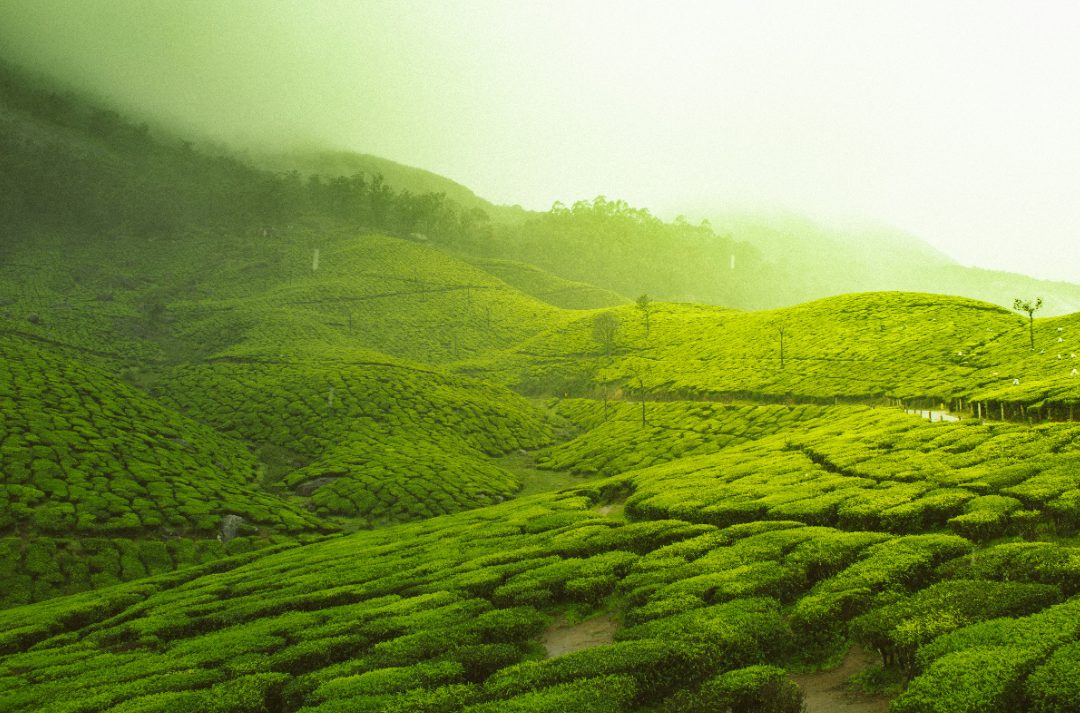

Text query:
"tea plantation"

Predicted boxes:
[[0, 332, 333, 607], [6, 227, 1080, 710], [463, 291, 1080, 412], [4, 401, 1080, 712], [154, 355, 552, 523], [9, 58, 1080, 712]]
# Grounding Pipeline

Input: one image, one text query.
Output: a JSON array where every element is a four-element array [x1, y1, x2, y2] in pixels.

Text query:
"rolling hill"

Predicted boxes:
[[459, 291, 1080, 414], [5, 56, 1080, 713]]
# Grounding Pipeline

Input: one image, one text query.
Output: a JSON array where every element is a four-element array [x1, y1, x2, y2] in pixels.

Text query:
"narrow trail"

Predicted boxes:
[[541, 614, 617, 658], [791, 646, 891, 713]]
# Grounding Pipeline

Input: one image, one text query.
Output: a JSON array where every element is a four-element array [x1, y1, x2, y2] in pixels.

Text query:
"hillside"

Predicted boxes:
[[6, 57, 1080, 713], [0, 332, 332, 608], [460, 291, 1080, 414], [4, 407, 1080, 711], [704, 211, 1080, 316], [257, 150, 529, 225], [464, 258, 629, 310]]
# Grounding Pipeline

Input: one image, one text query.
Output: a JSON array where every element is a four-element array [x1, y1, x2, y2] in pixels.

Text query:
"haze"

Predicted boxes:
[[1, 0, 1078, 283]]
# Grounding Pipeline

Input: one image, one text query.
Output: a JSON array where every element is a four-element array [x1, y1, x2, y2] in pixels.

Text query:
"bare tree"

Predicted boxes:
[[593, 312, 619, 358], [778, 325, 787, 369], [629, 367, 649, 427], [635, 294, 653, 337], [1013, 297, 1043, 351]]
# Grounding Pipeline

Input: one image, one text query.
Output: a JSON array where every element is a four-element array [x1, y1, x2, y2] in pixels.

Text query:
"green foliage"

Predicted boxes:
[[660, 665, 804, 713], [5, 63, 1080, 713], [464, 674, 637, 713], [891, 646, 1042, 713], [850, 579, 1060, 674], [0, 334, 328, 545], [1025, 640, 1080, 713]]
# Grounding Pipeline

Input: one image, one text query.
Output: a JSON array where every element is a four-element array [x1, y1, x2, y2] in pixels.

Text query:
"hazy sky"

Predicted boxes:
[[1, 1, 1079, 282]]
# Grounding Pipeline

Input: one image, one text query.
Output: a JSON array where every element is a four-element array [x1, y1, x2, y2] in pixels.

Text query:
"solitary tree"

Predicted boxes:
[[628, 365, 649, 427], [1013, 297, 1043, 350], [636, 294, 653, 337], [593, 312, 619, 358], [778, 325, 787, 369], [591, 313, 619, 420]]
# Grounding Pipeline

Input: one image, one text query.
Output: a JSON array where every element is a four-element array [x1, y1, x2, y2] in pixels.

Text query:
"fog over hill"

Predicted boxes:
[[1, 0, 1078, 284], [6, 6, 1080, 713]]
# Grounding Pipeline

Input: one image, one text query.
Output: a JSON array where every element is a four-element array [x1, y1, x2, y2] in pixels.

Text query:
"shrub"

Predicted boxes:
[[465, 674, 637, 713], [660, 665, 804, 713], [1025, 640, 1080, 713], [851, 580, 1060, 674], [484, 639, 706, 703], [891, 646, 1042, 713]]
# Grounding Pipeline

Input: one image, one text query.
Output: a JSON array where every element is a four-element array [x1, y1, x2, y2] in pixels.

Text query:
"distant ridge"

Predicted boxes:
[[258, 149, 529, 223]]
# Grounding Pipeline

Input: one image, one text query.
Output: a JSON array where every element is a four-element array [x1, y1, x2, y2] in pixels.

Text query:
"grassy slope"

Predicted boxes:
[[460, 291, 1080, 408], [465, 257, 629, 310], [0, 222, 578, 604], [0, 332, 332, 607], [3, 407, 1080, 711], [156, 354, 553, 524], [139, 233, 568, 524]]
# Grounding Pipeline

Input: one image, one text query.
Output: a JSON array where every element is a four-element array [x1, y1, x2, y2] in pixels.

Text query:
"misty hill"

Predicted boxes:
[[465, 257, 629, 310], [258, 150, 528, 225], [8, 55, 1080, 713], [8, 57, 1078, 318], [705, 211, 1080, 316]]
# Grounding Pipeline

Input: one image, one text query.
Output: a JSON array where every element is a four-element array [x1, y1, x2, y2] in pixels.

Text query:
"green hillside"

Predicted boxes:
[[258, 150, 528, 225], [156, 354, 552, 524], [6, 55, 1080, 713], [0, 332, 332, 607], [465, 258, 629, 310], [462, 291, 1080, 413], [3, 407, 1080, 711]]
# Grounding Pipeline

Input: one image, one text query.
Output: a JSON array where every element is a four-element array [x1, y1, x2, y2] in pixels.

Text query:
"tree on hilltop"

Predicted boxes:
[[1013, 297, 1043, 351]]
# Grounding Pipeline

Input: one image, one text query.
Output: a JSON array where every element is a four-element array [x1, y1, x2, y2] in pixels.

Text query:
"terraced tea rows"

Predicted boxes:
[[156, 355, 553, 524], [465, 257, 629, 310], [0, 333, 325, 537], [169, 235, 574, 365], [3, 402, 1080, 710], [536, 399, 829, 476], [462, 292, 1080, 411], [0, 332, 334, 606], [625, 407, 1080, 540], [0, 534, 304, 610]]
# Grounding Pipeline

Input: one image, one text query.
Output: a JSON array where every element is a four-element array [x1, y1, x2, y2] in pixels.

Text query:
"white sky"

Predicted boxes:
[[1, 0, 1079, 282]]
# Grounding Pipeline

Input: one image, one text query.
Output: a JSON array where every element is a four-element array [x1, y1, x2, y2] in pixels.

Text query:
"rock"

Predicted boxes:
[[219, 514, 245, 543]]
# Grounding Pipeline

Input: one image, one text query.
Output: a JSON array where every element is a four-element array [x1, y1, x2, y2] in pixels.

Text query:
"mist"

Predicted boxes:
[[1, 0, 1078, 283]]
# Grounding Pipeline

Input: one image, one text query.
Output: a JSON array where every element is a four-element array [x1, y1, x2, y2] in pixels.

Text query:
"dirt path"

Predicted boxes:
[[791, 645, 891, 713], [541, 613, 617, 658]]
